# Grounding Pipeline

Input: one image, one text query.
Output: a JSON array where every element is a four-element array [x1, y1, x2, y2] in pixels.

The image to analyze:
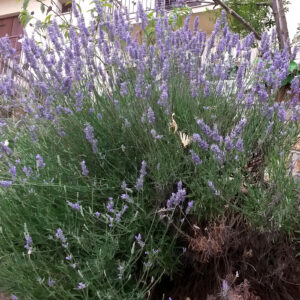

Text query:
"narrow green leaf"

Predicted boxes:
[[23, 0, 30, 10]]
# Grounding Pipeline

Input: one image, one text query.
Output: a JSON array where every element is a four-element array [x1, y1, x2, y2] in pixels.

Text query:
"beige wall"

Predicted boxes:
[[132, 9, 217, 43]]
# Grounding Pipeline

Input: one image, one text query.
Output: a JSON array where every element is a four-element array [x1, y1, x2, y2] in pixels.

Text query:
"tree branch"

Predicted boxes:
[[213, 0, 262, 40]]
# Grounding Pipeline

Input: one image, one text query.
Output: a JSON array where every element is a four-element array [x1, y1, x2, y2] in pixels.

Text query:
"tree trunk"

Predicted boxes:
[[271, 0, 290, 51]]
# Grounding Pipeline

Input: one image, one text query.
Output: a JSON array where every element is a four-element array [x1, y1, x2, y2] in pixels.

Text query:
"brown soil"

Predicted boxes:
[[150, 215, 300, 300]]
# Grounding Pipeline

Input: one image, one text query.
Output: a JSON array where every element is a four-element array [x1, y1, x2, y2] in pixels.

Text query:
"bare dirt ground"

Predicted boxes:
[[150, 215, 300, 300]]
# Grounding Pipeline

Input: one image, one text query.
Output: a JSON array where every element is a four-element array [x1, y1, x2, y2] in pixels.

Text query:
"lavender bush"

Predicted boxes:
[[0, 1, 299, 299]]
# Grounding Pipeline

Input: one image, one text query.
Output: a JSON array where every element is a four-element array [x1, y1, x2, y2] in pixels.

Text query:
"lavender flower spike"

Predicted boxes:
[[80, 160, 89, 176], [83, 123, 98, 153], [24, 234, 33, 254], [134, 233, 145, 248], [0, 180, 12, 187], [135, 160, 147, 191], [208, 180, 220, 196], [77, 282, 86, 290], [67, 201, 81, 211], [36, 154, 46, 169]]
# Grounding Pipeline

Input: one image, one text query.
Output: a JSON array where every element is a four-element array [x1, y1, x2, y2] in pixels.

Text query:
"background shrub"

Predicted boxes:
[[0, 2, 299, 299]]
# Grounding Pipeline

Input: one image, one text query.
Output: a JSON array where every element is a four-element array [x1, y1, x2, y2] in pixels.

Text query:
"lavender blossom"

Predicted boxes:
[[196, 119, 213, 138], [120, 82, 128, 96], [121, 193, 133, 203], [24, 234, 32, 254], [185, 200, 194, 215], [83, 123, 98, 153], [189, 150, 202, 165], [9, 165, 16, 180], [235, 138, 244, 152], [211, 144, 225, 164], [55, 228, 68, 247], [36, 154, 45, 169], [150, 129, 163, 140], [80, 160, 89, 176], [0, 180, 12, 187], [166, 181, 186, 209], [147, 107, 155, 124], [208, 180, 220, 196], [48, 278, 55, 287], [107, 197, 115, 213], [134, 233, 145, 248], [77, 282, 86, 290], [135, 161, 147, 191], [75, 90, 83, 112], [23, 166, 32, 178], [193, 134, 209, 150], [115, 205, 128, 222], [67, 201, 81, 211]]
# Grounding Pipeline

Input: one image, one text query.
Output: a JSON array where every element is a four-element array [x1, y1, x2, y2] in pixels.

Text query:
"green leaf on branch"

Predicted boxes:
[[281, 74, 294, 86], [289, 61, 299, 74], [40, 3, 45, 13], [23, 0, 30, 10]]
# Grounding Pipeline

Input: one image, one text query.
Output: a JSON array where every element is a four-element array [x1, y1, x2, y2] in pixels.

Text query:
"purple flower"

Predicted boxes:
[[55, 228, 68, 247], [77, 282, 86, 290], [36, 154, 45, 169], [48, 278, 55, 287], [115, 204, 128, 222], [222, 280, 229, 296], [185, 200, 194, 214], [189, 150, 202, 165], [120, 82, 128, 96], [11, 295, 18, 300], [66, 254, 72, 261], [83, 123, 98, 153], [0, 142, 12, 155], [107, 197, 115, 213], [121, 193, 133, 203], [196, 119, 213, 138], [277, 102, 287, 122], [121, 181, 127, 191], [23, 166, 32, 178], [225, 136, 234, 150], [80, 160, 89, 176], [0, 180, 12, 187], [75, 90, 83, 112], [94, 211, 100, 218], [135, 161, 147, 191], [166, 181, 186, 209], [67, 201, 81, 211], [134, 233, 145, 248], [147, 107, 155, 124], [9, 165, 17, 180], [193, 134, 209, 150], [208, 180, 220, 196], [150, 129, 163, 140], [211, 144, 225, 164], [235, 138, 244, 152], [24, 234, 32, 254]]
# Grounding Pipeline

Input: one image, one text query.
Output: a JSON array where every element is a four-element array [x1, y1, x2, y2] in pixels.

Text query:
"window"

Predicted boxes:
[[61, 2, 72, 13], [156, 0, 180, 9], [0, 16, 23, 53]]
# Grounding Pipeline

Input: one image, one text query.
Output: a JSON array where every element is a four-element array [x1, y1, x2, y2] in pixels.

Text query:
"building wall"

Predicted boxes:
[[0, 0, 63, 36], [0, 0, 216, 35]]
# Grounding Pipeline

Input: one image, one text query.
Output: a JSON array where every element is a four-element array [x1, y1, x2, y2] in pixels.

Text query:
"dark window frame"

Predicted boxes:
[[61, 2, 72, 13]]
